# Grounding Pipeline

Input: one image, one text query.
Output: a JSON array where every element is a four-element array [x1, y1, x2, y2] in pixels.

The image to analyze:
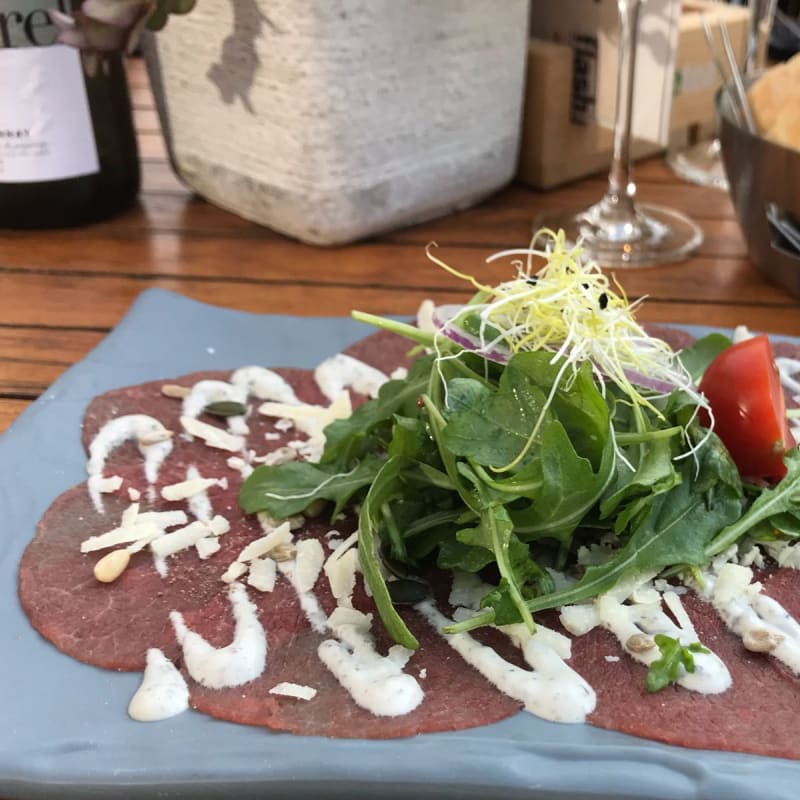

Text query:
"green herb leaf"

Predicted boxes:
[[645, 634, 710, 693]]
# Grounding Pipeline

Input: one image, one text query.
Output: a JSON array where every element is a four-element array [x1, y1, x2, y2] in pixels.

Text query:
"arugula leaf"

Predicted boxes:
[[600, 436, 680, 527], [442, 353, 609, 471], [705, 449, 800, 558], [645, 634, 709, 693], [677, 333, 731, 382], [239, 456, 383, 518], [513, 441, 743, 615], [456, 465, 536, 631], [511, 420, 615, 545], [442, 370, 549, 467], [356, 457, 419, 649], [321, 356, 433, 465]]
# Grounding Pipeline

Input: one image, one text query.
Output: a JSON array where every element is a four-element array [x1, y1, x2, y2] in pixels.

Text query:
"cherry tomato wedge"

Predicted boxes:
[[698, 334, 795, 481]]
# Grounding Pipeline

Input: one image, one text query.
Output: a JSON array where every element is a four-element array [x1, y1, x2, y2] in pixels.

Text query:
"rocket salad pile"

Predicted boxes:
[[240, 231, 800, 650]]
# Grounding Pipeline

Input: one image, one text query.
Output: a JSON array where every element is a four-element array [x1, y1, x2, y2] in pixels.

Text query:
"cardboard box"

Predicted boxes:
[[518, 1, 752, 189], [517, 38, 662, 190], [528, 0, 681, 146], [670, 1, 750, 147]]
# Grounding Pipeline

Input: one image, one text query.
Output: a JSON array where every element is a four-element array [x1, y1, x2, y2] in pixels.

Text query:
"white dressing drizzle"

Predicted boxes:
[[87, 415, 173, 512], [317, 607, 423, 717], [231, 366, 300, 405], [128, 648, 189, 721], [273, 536, 423, 715], [314, 354, 389, 403], [182, 379, 249, 436], [417, 600, 592, 723], [170, 583, 267, 689], [560, 577, 731, 695], [701, 563, 800, 675], [276, 559, 328, 633]]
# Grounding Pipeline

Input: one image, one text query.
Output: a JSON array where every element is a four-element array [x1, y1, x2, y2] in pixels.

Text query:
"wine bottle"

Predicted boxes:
[[0, 0, 140, 228]]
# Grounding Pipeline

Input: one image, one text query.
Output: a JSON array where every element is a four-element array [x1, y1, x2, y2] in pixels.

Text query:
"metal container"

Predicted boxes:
[[719, 90, 800, 298]]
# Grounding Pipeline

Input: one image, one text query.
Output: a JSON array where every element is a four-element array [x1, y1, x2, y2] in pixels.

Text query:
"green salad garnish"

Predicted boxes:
[[239, 231, 800, 653]]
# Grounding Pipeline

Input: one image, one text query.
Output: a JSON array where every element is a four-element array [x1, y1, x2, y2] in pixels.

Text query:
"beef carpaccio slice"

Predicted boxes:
[[16, 325, 800, 753], [18, 460, 258, 670]]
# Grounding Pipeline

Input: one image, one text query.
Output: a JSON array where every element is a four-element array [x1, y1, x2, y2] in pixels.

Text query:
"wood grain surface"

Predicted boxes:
[[1, 56, 799, 434]]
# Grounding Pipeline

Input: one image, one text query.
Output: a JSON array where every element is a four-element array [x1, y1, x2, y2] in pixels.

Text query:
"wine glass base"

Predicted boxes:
[[666, 139, 729, 190], [534, 203, 704, 268]]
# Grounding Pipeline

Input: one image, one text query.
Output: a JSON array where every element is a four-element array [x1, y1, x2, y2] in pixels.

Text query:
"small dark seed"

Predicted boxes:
[[388, 579, 431, 605], [526, 276, 538, 285], [416, 396, 425, 407], [598, 292, 609, 310], [204, 400, 248, 418]]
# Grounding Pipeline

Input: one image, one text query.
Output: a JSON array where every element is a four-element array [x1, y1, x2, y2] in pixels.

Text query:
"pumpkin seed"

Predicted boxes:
[[204, 400, 247, 418]]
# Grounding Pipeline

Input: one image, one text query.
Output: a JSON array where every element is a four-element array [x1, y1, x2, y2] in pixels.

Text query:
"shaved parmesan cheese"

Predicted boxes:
[[237, 521, 292, 562], [221, 561, 248, 583], [161, 477, 219, 502], [295, 539, 325, 593], [328, 605, 371, 630], [258, 392, 352, 463], [269, 682, 317, 701], [180, 416, 245, 452], [135, 510, 189, 528], [121, 502, 140, 527], [88, 474, 123, 494], [227, 456, 254, 480], [247, 557, 277, 592], [195, 537, 221, 560], [150, 521, 214, 559], [81, 521, 163, 553], [324, 547, 359, 602]]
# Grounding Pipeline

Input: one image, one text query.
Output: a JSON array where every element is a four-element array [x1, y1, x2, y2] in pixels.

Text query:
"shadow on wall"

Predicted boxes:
[[207, 0, 279, 113]]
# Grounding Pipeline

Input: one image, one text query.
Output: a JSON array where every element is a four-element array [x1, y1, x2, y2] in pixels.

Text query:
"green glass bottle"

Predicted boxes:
[[0, 0, 139, 228]]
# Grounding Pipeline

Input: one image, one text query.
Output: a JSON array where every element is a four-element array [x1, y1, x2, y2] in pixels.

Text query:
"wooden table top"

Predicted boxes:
[[1, 56, 799, 435]]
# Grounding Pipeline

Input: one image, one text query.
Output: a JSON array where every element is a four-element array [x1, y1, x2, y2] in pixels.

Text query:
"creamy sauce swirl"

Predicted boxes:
[[170, 583, 267, 689], [128, 648, 189, 722]]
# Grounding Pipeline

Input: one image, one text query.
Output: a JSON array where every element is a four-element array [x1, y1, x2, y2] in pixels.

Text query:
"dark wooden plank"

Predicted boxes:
[[0, 272, 798, 334], [0, 237, 779, 306]]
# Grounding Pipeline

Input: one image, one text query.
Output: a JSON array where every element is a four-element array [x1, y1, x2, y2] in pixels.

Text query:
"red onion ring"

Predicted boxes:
[[431, 304, 510, 364]]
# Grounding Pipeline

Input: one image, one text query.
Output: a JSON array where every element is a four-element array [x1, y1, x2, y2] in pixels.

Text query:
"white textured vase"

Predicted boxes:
[[143, 0, 529, 245]]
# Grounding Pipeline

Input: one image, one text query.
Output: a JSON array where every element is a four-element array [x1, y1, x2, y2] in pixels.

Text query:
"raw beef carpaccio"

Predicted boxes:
[[16, 328, 800, 755]]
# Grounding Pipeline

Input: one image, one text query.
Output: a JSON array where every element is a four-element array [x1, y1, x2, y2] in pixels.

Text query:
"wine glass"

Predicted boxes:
[[535, 0, 703, 268], [667, 0, 779, 190]]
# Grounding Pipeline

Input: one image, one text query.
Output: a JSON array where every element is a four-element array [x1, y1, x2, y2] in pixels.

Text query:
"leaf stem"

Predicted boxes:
[[351, 311, 435, 347], [614, 425, 683, 445]]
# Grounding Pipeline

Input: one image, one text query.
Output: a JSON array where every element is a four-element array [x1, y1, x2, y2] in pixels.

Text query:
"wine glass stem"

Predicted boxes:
[[606, 0, 642, 215]]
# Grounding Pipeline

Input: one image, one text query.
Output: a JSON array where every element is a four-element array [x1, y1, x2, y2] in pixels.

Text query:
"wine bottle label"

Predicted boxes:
[[0, 0, 100, 183]]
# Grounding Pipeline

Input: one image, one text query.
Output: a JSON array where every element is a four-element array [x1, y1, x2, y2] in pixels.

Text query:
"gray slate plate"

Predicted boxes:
[[2, 289, 798, 800]]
